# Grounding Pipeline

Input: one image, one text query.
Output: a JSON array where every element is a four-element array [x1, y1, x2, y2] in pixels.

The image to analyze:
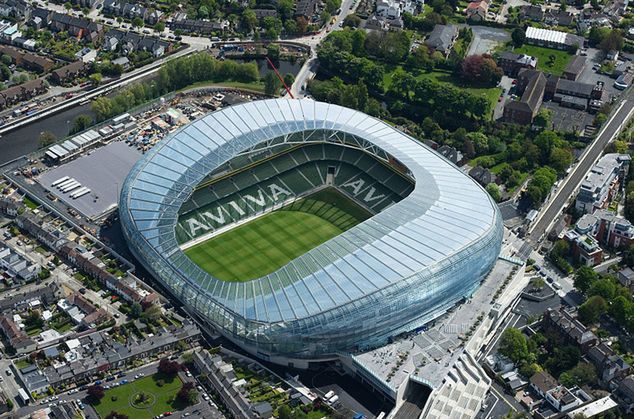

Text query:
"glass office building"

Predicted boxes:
[[119, 99, 503, 367]]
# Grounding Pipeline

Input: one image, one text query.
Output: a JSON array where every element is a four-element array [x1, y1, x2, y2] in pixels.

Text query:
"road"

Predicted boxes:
[[6, 358, 222, 419], [0, 226, 125, 324], [528, 96, 634, 244], [290, 0, 359, 97], [0, 46, 195, 136]]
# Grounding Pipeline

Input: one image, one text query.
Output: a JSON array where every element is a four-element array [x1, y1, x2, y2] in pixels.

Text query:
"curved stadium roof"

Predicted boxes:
[[120, 99, 502, 358]]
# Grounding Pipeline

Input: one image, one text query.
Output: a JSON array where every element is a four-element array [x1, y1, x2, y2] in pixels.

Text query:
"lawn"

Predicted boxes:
[[92, 373, 185, 419], [383, 68, 502, 119], [184, 188, 368, 282], [23, 196, 38, 210], [512, 45, 574, 76], [179, 80, 265, 94]]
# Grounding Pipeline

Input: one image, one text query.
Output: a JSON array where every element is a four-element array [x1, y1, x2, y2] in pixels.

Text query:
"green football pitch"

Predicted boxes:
[[183, 188, 370, 282]]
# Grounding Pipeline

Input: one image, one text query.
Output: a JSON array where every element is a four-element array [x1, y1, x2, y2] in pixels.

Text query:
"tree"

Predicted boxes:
[[511, 28, 526, 47], [344, 14, 362, 27], [158, 358, 181, 375], [70, 114, 93, 134], [177, 382, 198, 405], [559, 0, 567, 11], [130, 302, 143, 319], [105, 413, 129, 419], [486, 183, 501, 202], [25, 312, 44, 329], [132, 17, 144, 28], [578, 295, 607, 324], [87, 385, 105, 402], [598, 30, 624, 53], [141, 304, 161, 323], [610, 295, 632, 324], [38, 131, 57, 149], [0, 64, 10, 81], [154, 22, 165, 32], [534, 109, 552, 129], [549, 148, 573, 175], [267, 43, 280, 61], [461, 54, 503, 86], [574, 266, 598, 294], [499, 328, 529, 364], [198, 5, 209, 19], [283, 73, 295, 87], [264, 72, 281, 96], [64, 2, 72, 10], [278, 405, 292, 419], [241, 9, 257, 33]]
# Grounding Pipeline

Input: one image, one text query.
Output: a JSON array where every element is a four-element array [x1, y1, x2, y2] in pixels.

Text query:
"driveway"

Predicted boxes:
[[467, 26, 511, 56]]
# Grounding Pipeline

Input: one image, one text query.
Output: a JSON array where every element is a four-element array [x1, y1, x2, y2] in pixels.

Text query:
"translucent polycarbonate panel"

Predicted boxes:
[[119, 99, 503, 363]]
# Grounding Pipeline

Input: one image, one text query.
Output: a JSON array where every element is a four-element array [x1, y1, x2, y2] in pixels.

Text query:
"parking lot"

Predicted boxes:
[[542, 101, 595, 133], [467, 26, 511, 56], [576, 48, 624, 101]]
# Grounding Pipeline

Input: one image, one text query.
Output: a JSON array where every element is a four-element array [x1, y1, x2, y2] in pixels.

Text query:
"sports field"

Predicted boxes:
[[184, 188, 370, 281]]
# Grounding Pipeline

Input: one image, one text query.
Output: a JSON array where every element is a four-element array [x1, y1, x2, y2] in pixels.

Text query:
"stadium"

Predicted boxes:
[[119, 99, 503, 367]]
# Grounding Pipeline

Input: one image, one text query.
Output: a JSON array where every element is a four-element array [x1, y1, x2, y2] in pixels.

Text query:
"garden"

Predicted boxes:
[[512, 44, 574, 76], [92, 373, 186, 419]]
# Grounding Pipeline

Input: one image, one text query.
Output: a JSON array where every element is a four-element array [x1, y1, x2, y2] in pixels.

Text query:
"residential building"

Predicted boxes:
[[466, 0, 488, 21], [525, 26, 584, 50], [587, 342, 631, 385], [576, 153, 630, 214], [0, 244, 40, 281], [469, 166, 496, 186], [168, 18, 228, 34], [437, 145, 464, 166], [530, 371, 558, 398], [594, 209, 634, 248], [102, 0, 162, 25], [565, 229, 603, 266], [424, 24, 458, 57], [0, 316, 36, 354], [49, 12, 103, 42], [0, 0, 30, 20], [617, 375, 634, 413], [50, 60, 87, 84], [563, 55, 586, 81], [520, 5, 544, 21], [497, 51, 537, 76], [544, 9, 575, 26], [75, 47, 97, 63], [542, 308, 598, 350], [619, 267, 634, 293], [294, 0, 319, 18], [253, 9, 277, 19], [545, 386, 581, 412], [503, 69, 546, 125], [0, 78, 47, 109]]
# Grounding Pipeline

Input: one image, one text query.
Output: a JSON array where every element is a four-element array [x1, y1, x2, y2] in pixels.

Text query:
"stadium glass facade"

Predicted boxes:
[[119, 99, 503, 366]]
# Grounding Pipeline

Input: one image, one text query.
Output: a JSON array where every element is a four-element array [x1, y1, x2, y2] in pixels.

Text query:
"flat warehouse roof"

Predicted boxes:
[[38, 141, 141, 220]]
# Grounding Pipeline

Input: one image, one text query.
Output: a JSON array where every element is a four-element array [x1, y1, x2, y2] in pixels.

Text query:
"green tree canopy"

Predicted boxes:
[[578, 295, 607, 324], [499, 327, 529, 364]]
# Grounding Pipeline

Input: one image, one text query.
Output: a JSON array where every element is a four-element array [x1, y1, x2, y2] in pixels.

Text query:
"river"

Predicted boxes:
[[0, 58, 303, 166], [0, 103, 96, 165]]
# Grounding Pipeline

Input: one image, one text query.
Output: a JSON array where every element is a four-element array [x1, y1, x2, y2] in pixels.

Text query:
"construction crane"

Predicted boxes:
[[265, 56, 294, 99]]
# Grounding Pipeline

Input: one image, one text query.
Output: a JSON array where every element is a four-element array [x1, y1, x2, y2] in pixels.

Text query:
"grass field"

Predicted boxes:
[[184, 188, 370, 281], [383, 68, 502, 119], [513, 45, 574, 76], [92, 373, 184, 419]]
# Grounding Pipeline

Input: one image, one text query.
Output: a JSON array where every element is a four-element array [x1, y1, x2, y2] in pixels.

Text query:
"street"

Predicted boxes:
[[528, 96, 634, 244]]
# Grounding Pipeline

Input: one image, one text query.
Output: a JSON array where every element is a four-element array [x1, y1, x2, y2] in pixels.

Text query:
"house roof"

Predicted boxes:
[[564, 55, 587, 76], [425, 24, 458, 52], [530, 371, 557, 393]]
